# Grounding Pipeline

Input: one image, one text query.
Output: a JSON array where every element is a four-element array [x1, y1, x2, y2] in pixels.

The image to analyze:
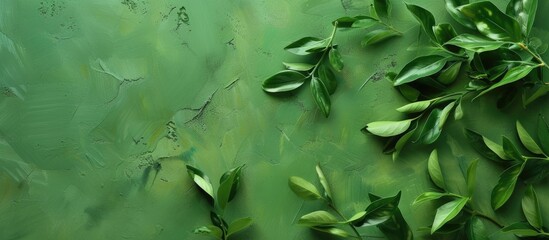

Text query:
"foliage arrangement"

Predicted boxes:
[[502, 185, 549, 238], [363, 0, 549, 159], [288, 164, 412, 239], [186, 165, 252, 240]]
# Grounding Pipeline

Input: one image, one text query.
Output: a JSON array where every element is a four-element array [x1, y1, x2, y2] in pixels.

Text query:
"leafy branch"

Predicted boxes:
[[502, 185, 549, 238]]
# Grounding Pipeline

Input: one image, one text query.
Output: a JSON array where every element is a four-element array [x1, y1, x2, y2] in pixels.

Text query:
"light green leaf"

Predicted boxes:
[[428, 149, 446, 190], [374, 0, 391, 20], [219, 165, 243, 202], [516, 121, 544, 155], [348, 211, 367, 223], [431, 197, 469, 234], [310, 76, 331, 117], [282, 62, 314, 71], [317, 64, 337, 94], [491, 163, 525, 210], [217, 166, 242, 210], [476, 65, 537, 98], [466, 217, 489, 240], [417, 101, 455, 144], [364, 119, 413, 137], [405, 3, 436, 42], [457, 1, 523, 42], [537, 115, 549, 155], [262, 71, 307, 93], [354, 191, 401, 227], [502, 136, 525, 161], [298, 211, 340, 226], [328, 48, 344, 72], [466, 160, 479, 196], [437, 61, 462, 85], [284, 37, 329, 55], [466, 129, 509, 161], [288, 176, 322, 200], [413, 192, 452, 205], [502, 222, 542, 237], [315, 164, 333, 204], [454, 99, 463, 120], [193, 225, 223, 239], [186, 165, 214, 199], [522, 185, 543, 229], [506, 0, 538, 36], [396, 100, 432, 113], [361, 28, 401, 46], [445, 34, 508, 52], [227, 217, 253, 237], [433, 23, 458, 45], [311, 226, 350, 237], [393, 55, 448, 86], [445, 0, 475, 29]]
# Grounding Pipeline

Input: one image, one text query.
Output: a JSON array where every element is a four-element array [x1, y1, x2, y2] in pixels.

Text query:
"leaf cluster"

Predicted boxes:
[[502, 185, 549, 238]]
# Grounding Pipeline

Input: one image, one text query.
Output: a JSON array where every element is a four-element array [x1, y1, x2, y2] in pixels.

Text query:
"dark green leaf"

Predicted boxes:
[[434, 23, 458, 45], [262, 71, 307, 93], [466, 160, 479, 196], [333, 16, 379, 28], [476, 65, 537, 99], [282, 62, 314, 71], [396, 100, 432, 113], [227, 217, 253, 237], [210, 211, 228, 230], [397, 84, 420, 101], [457, 1, 523, 42], [364, 119, 413, 137], [445, 34, 508, 52], [217, 166, 242, 210], [522, 185, 542, 229], [311, 226, 350, 237], [369, 193, 413, 240], [310, 77, 331, 117], [288, 176, 322, 200], [328, 48, 344, 72], [186, 165, 214, 199], [315, 164, 333, 204], [516, 121, 544, 155], [537, 115, 549, 155], [466, 129, 509, 161], [437, 61, 462, 85], [361, 28, 401, 46], [522, 157, 549, 184], [491, 163, 525, 210], [354, 191, 401, 227], [428, 149, 446, 190], [431, 197, 469, 234], [405, 3, 436, 42], [417, 102, 455, 144], [219, 165, 243, 202], [317, 64, 337, 94], [298, 211, 339, 226], [466, 217, 489, 240], [393, 55, 448, 86], [284, 37, 329, 55], [413, 192, 453, 205], [374, 0, 391, 20], [506, 0, 538, 36], [445, 0, 476, 29], [502, 136, 525, 161], [392, 121, 419, 161], [193, 225, 223, 239], [502, 222, 542, 237]]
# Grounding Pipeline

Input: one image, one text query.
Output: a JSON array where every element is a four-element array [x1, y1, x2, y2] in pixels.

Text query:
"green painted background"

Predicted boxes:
[[1, 0, 548, 239]]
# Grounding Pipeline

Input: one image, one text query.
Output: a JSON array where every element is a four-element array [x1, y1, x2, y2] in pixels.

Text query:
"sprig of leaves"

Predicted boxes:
[[187, 165, 252, 240], [289, 164, 412, 239], [502, 185, 549, 238]]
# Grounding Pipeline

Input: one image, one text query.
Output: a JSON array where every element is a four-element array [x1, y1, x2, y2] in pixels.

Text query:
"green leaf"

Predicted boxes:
[[284, 37, 329, 55], [466, 160, 479, 196], [310, 77, 331, 117], [516, 121, 544, 155], [537, 115, 549, 155], [347, 211, 367, 223], [374, 0, 391, 20], [363, 119, 413, 137], [502, 222, 542, 237], [491, 163, 525, 210], [219, 165, 243, 202], [454, 99, 463, 120], [317, 64, 337, 94], [466, 217, 489, 240], [522, 158, 549, 184], [328, 48, 344, 72], [431, 197, 469, 234], [522, 185, 543, 229], [217, 166, 242, 210], [393, 121, 419, 161], [186, 165, 214, 199], [333, 16, 379, 28], [405, 3, 436, 42], [506, 0, 538, 36], [210, 211, 228, 230], [227, 217, 253, 237], [428, 149, 446, 190], [413, 192, 453, 205], [193, 225, 223, 239], [315, 164, 333, 204], [457, 1, 522, 42], [445, 34, 508, 52], [433, 23, 458, 45], [396, 100, 432, 113], [282, 62, 314, 71], [437, 61, 462, 85], [361, 28, 401, 46], [298, 211, 339, 226], [311, 226, 350, 237], [465, 129, 509, 161], [445, 0, 476, 29], [369, 194, 413, 240], [397, 84, 420, 101], [288, 176, 322, 200], [417, 102, 455, 144], [354, 191, 401, 227], [476, 65, 537, 98], [262, 71, 307, 93], [393, 55, 448, 86], [502, 136, 524, 161]]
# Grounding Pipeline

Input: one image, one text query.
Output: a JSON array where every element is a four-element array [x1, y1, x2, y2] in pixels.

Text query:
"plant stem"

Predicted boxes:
[[518, 42, 549, 70], [328, 204, 362, 240], [308, 23, 339, 78], [379, 21, 403, 35]]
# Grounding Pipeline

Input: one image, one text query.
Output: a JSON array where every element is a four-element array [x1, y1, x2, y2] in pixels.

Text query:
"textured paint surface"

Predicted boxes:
[[1, 0, 548, 239]]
